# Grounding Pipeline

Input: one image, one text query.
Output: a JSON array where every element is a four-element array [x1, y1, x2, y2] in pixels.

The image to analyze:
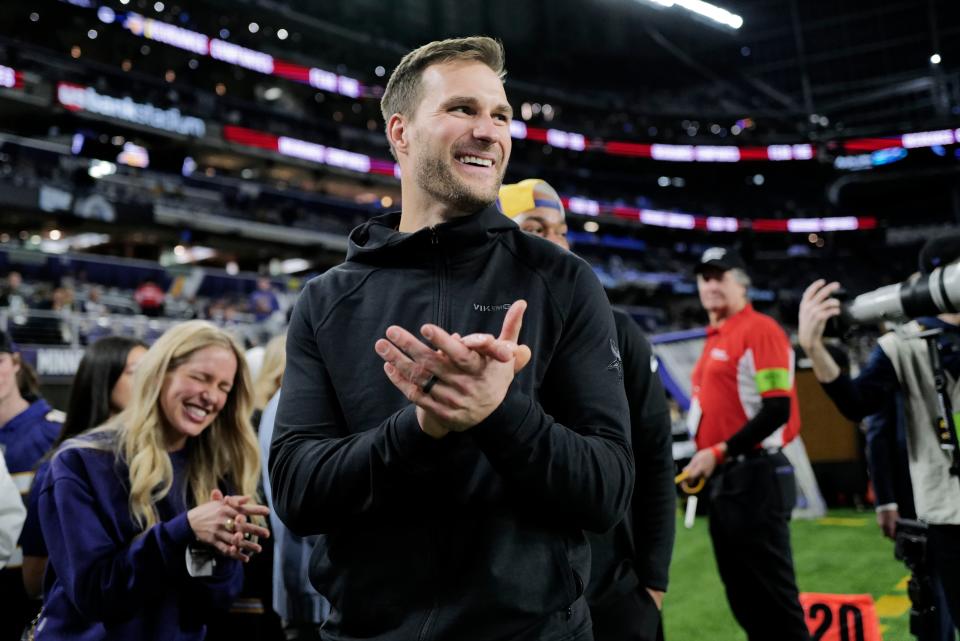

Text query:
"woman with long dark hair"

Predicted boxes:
[[34, 321, 268, 640], [58, 336, 148, 448], [21, 336, 147, 598]]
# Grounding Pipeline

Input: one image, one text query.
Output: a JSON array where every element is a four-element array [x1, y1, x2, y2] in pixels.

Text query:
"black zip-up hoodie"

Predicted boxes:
[[271, 205, 634, 641]]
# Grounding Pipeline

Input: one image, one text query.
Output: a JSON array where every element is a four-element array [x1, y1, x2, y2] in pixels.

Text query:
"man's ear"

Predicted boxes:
[[386, 114, 409, 157]]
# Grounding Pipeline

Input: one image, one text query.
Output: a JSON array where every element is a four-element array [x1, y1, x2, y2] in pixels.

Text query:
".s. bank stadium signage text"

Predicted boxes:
[[57, 82, 206, 138]]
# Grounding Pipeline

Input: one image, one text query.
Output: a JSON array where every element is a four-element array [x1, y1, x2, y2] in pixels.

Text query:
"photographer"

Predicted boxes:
[[798, 274, 960, 635]]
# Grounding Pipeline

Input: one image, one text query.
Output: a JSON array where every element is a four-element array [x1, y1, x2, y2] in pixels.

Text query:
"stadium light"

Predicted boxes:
[[88, 160, 117, 179], [639, 0, 743, 30], [931, 53, 942, 65], [41, 233, 110, 255], [168, 245, 215, 265], [280, 258, 311, 274], [117, 142, 150, 168], [0, 65, 17, 89]]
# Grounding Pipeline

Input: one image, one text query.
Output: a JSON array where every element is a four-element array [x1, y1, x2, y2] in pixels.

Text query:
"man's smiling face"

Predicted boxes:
[[405, 59, 513, 213]]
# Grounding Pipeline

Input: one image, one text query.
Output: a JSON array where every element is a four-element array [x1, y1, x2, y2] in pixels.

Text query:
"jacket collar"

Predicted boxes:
[[346, 203, 518, 265], [3, 398, 51, 431], [707, 303, 754, 336]]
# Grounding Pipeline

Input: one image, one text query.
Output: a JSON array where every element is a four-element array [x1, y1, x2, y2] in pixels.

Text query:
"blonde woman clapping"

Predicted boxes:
[[36, 321, 269, 641]]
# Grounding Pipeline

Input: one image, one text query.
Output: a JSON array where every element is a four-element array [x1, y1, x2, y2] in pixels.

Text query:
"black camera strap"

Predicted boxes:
[[919, 328, 960, 479]]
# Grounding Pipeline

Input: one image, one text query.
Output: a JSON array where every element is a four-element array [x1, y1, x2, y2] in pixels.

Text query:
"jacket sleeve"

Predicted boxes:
[[271, 287, 457, 536], [469, 266, 634, 533], [821, 345, 898, 422], [21, 461, 50, 558], [0, 453, 25, 569], [724, 397, 792, 456], [41, 451, 242, 622], [864, 394, 901, 507], [617, 313, 676, 592], [721, 316, 794, 454]]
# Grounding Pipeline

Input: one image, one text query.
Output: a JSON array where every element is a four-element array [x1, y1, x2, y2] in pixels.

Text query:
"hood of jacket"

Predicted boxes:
[[346, 204, 518, 266]]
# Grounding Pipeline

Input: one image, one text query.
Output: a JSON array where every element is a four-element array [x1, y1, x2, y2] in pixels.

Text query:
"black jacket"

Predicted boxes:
[[271, 205, 633, 641], [586, 309, 676, 606]]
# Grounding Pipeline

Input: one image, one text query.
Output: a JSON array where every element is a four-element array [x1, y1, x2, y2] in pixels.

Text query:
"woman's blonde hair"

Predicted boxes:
[[252, 333, 286, 412], [79, 321, 260, 531]]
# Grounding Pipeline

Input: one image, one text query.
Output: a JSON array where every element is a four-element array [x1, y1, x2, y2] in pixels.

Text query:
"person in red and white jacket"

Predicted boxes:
[[134, 279, 166, 317], [682, 247, 809, 641]]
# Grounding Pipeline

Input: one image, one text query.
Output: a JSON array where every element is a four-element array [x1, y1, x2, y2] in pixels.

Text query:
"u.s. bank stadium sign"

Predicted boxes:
[[57, 83, 206, 138]]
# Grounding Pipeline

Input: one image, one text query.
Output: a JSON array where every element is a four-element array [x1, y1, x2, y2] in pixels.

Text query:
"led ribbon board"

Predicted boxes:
[[222, 125, 398, 177], [120, 12, 361, 97], [0, 65, 21, 89], [221, 122, 880, 233], [564, 197, 876, 233]]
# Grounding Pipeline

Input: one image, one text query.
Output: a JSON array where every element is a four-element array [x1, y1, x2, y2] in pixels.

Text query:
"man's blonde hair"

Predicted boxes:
[[380, 36, 506, 132]]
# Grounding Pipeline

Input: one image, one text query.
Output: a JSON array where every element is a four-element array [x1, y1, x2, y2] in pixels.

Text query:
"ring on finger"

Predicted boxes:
[[224, 517, 236, 533], [422, 373, 440, 394]]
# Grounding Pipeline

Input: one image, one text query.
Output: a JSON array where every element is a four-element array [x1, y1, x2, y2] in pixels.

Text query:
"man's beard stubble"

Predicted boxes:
[[415, 151, 503, 215]]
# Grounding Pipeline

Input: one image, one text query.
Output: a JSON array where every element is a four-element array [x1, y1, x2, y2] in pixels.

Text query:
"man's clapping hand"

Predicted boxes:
[[375, 300, 531, 437]]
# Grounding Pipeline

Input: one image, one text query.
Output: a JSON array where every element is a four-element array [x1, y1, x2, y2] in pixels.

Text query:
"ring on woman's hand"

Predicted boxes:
[[224, 517, 236, 533], [422, 373, 440, 394]]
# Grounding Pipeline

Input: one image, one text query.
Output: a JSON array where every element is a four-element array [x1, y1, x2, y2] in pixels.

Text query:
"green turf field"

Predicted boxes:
[[662, 508, 915, 641]]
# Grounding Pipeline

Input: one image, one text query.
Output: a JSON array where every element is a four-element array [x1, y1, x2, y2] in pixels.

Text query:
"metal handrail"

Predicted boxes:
[[0, 307, 277, 348]]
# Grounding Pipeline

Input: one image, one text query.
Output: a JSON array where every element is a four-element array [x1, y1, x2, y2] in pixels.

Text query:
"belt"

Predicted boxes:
[[726, 447, 781, 465]]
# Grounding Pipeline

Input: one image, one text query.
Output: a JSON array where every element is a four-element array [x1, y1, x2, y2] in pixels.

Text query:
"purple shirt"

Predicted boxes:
[[37, 437, 242, 640]]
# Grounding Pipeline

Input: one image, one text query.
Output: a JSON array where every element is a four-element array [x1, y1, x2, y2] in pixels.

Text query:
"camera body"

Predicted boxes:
[[894, 518, 928, 569], [894, 519, 942, 639], [893, 519, 940, 638]]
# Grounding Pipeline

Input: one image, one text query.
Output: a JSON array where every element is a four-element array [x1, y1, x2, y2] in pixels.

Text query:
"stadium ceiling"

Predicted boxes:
[[212, 0, 959, 137]]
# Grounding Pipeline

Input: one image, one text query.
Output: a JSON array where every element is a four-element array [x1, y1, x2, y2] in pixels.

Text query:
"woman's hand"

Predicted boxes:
[[187, 489, 270, 561]]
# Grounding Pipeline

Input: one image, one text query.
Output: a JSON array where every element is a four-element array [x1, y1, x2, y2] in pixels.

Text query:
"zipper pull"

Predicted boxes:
[[430, 227, 439, 245]]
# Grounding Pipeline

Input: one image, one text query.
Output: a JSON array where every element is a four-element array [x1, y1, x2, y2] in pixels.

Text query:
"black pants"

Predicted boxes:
[[928, 524, 960, 635], [591, 587, 663, 641], [0, 568, 39, 641], [283, 623, 324, 641], [708, 452, 810, 641], [205, 541, 284, 641]]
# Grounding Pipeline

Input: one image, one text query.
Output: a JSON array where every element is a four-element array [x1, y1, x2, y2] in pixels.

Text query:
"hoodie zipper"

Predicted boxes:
[[418, 228, 443, 641], [417, 595, 440, 641], [431, 227, 447, 328]]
